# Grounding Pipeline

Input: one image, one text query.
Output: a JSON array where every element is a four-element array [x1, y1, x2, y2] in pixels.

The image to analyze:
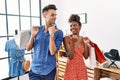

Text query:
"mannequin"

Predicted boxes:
[[5, 30, 25, 77], [14, 30, 20, 49]]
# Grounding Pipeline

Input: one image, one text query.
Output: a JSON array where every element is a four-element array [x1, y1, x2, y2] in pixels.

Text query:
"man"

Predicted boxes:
[[26, 4, 63, 80]]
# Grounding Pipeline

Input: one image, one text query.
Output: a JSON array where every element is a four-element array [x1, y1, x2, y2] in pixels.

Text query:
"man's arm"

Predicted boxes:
[[49, 34, 57, 55], [48, 27, 63, 55], [26, 26, 39, 51], [48, 27, 57, 55], [26, 35, 34, 51]]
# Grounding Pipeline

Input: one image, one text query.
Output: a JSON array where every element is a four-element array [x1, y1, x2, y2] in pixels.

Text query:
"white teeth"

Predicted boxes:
[[72, 29, 76, 31]]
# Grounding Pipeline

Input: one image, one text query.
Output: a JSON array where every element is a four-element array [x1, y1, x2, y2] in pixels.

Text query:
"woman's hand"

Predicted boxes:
[[83, 37, 90, 44], [71, 35, 79, 43]]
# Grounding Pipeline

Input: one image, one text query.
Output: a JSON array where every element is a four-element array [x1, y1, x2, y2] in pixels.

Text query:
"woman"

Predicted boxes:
[[63, 14, 89, 80]]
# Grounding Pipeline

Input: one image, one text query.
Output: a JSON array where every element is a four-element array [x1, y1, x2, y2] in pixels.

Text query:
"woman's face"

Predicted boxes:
[[70, 21, 81, 35]]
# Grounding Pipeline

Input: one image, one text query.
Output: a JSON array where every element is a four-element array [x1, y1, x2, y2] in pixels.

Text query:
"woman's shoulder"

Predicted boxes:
[[64, 35, 71, 39], [82, 36, 89, 40]]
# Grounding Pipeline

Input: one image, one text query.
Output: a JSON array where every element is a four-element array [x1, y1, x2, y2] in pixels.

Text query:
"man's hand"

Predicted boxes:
[[31, 26, 39, 37], [48, 26, 56, 37]]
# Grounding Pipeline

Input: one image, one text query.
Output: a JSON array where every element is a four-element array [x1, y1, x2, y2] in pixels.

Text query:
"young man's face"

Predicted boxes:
[[44, 9, 57, 25]]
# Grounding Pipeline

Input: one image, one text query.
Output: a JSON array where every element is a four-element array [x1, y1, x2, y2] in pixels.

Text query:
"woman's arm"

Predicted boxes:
[[63, 36, 75, 60], [83, 37, 89, 59]]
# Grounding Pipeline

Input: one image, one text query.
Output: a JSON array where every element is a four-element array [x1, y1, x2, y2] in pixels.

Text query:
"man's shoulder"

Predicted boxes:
[[57, 29, 63, 32], [39, 25, 44, 28], [56, 29, 63, 35], [38, 25, 44, 31]]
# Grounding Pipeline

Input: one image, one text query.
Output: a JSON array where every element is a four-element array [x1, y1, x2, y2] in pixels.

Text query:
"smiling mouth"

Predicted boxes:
[[71, 29, 76, 31]]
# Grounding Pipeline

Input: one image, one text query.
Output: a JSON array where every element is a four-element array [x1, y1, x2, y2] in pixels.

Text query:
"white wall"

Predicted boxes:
[[56, 0, 120, 68], [55, 0, 120, 51]]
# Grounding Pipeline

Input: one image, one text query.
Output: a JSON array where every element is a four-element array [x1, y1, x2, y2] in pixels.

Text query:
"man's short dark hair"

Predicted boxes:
[[42, 4, 57, 13]]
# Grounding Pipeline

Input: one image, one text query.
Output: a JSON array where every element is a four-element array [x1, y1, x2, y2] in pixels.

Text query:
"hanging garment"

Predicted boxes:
[[5, 39, 25, 77]]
